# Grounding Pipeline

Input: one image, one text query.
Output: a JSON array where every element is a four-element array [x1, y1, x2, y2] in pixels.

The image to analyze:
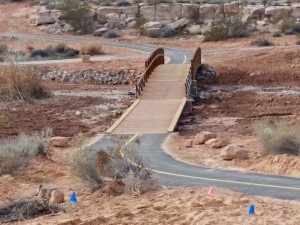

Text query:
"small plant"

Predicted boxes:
[[59, 0, 94, 34], [80, 43, 103, 55], [203, 16, 250, 42], [0, 61, 48, 102], [272, 31, 281, 37], [251, 38, 274, 47], [103, 30, 120, 38], [69, 145, 102, 188], [0, 130, 52, 175], [253, 120, 300, 156]]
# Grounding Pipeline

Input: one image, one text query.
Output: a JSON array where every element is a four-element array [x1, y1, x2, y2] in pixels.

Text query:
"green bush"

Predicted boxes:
[[251, 38, 274, 47], [253, 120, 300, 156], [203, 16, 250, 42], [59, 0, 94, 34]]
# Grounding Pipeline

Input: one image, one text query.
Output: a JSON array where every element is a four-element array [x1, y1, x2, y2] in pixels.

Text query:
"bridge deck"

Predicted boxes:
[[107, 64, 190, 134]]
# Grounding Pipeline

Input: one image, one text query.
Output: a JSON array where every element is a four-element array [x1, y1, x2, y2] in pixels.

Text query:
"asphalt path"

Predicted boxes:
[[4, 32, 300, 201], [92, 134, 300, 201]]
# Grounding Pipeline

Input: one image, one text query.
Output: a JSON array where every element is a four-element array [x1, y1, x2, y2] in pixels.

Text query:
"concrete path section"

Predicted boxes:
[[107, 64, 190, 134]]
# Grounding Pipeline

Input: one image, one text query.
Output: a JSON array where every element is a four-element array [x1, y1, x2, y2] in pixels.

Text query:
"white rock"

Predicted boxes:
[[193, 131, 217, 145]]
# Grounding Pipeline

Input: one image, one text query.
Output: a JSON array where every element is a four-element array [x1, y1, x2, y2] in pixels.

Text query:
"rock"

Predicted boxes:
[[36, 14, 55, 26], [93, 27, 109, 36], [224, 1, 239, 18], [220, 144, 249, 160], [168, 18, 188, 30], [50, 137, 69, 148], [142, 21, 162, 30], [292, 4, 300, 18], [193, 131, 217, 145], [188, 25, 202, 34], [49, 189, 65, 204], [242, 5, 265, 21], [265, 6, 292, 19], [199, 4, 216, 23], [127, 20, 136, 28], [140, 5, 156, 21], [209, 138, 229, 148], [105, 13, 119, 21], [155, 3, 172, 21], [182, 4, 199, 20], [185, 140, 193, 148]]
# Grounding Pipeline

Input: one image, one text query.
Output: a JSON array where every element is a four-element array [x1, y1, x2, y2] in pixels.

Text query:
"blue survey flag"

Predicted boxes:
[[248, 204, 255, 215], [70, 192, 78, 203]]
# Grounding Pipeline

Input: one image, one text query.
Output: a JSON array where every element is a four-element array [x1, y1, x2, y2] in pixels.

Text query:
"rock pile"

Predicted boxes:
[[36, 68, 141, 85]]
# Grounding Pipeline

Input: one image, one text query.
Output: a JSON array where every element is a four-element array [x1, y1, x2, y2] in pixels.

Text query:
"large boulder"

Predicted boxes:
[[171, 3, 183, 19], [36, 11, 55, 26], [242, 5, 265, 21], [214, 4, 225, 19], [224, 1, 240, 18], [142, 21, 162, 30], [120, 6, 138, 17], [187, 24, 202, 34], [155, 3, 172, 21], [220, 144, 249, 160], [199, 4, 215, 23], [105, 13, 120, 21], [182, 4, 199, 20], [140, 5, 155, 21], [49, 189, 65, 204], [93, 27, 109, 36], [50, 137, 69, 148], [193, 131, 217, 145], [292, 4, 300, 18], [265, 6, 292, 19], [168, 18, 188, 30]]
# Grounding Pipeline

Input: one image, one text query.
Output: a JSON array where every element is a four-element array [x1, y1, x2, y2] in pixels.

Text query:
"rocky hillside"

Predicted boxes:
[[27, 0, 300, 37]]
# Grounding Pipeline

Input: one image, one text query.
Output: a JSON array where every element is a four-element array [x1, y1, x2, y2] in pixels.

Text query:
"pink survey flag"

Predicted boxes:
[[208, 187, 215, 196]]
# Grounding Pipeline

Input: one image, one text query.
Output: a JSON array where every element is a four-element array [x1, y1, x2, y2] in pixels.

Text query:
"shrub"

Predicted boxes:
[[59, 0, 94, 34], [0, 44, 8, 54], [253, 120, 300, 156], [251, 38, 274, 47], [116, 0, 131, 6], [272, 31, 281, 37], [203, 16, 250, 42], [69, 146, 103, 188], [80, 43, 103, 55], [69, 136, 157, 193], [0, 131, 51, 175], [0, 62, 48, 102], [103, 30, 120, 38]]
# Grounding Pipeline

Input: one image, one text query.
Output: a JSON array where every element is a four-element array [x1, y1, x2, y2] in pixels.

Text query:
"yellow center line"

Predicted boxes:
[[121, 134, 300, 191]]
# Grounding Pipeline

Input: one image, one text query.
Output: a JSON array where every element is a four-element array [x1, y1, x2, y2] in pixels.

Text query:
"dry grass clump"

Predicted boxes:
[[0, 197, 60, 223], [253, 120, 300, 156], [80, 43, 104, 56], [69, 136, 158, 193], [0, 62, 48, 103], [0, 129, 52, 175]]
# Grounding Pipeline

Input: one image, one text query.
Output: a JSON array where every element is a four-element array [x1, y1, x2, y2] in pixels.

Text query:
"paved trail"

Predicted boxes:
[[4, 32, 300, 201]]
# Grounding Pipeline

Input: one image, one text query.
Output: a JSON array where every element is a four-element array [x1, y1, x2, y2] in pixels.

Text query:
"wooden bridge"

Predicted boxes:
[[106, 47, 201, 134]]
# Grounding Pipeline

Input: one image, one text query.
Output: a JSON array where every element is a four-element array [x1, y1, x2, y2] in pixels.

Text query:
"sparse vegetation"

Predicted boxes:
[[0, 130, 52, 175], [69, 136, 157, 193], [0, 61, 48, 102], [251, 38, 274, 47], [253, 120, 300, 156], [0, 197, 60, 223], [80, 43, 104, 55], [203, 16, 251, 42], [59, 0, 94, 34]]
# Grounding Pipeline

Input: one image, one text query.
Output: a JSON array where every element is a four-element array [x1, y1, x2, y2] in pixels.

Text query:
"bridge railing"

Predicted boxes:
[[136, 48, 165, 97], [145, 48, 164, 68], [186, 47, 201, 97]]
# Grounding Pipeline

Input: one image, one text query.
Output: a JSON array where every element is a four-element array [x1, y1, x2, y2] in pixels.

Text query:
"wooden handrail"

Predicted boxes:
[[136, 48, 165, 97], [145, 48, 164, 68], [190, 47, 201, 80]]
